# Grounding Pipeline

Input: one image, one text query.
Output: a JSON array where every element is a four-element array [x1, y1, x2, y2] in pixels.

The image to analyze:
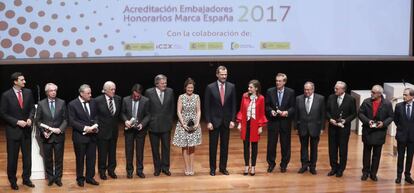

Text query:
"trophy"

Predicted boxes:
[[39, 123, 53, 139], [336, 111, 345, 128], [273, 104, 281, 117], [125, 117, 139, 130]]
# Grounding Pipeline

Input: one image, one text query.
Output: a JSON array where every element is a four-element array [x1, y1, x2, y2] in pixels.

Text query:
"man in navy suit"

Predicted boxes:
[[204, 66, 237, 176], [68, 84, 99, 187], [394, 88, 414, 184], [0, 72, 35, 190]]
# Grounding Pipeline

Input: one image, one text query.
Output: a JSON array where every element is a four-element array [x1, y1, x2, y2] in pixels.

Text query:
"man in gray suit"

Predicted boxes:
[[145, 74, 175, 176], [36, 83, 67, 187], [122, 84, 151, 179], [295, 81, 325, 175]]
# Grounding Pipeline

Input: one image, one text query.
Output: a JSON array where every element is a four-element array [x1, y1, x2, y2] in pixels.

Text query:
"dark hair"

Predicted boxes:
[[216, 65, 227, 74], [11, 72, 23, 84], [183, 78, 195, 92], [249, 79, 261, 95], [131, 84, 143, 94]]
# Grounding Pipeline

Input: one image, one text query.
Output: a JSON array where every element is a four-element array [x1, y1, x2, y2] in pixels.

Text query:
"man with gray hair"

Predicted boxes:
[[394, 87, 414, 184], [68, 84, 99, 186], [36, 83, 67, 187], [359, 84, 393, 182], [145, 74, 175, 176], [326, 81, 356, 177], [95, 81, 122, 180]]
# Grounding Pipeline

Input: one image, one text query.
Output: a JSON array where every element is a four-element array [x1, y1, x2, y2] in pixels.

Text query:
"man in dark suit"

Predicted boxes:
[[68, 84, 99, 186], [95, 81, 121, 180], [394, 88, 414, 184], [265, 73, 295, 173], [145, 74, 175, 176], [295, 81, 325, 175], [326, 81, 356, 177], [122, 84, 151, 179], [0, 72, 35, 190], [359, 85, 393, 182], [204, 66, 237, 176], [36, 83, 67, 187]]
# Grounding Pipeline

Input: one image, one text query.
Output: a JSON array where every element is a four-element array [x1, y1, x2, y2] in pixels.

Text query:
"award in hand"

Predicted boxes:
[[273, 104, 281, 117], [336, 111, 345, 128], [83, 123, 99, 135], [40, 123, 53, 139], [370, 117, 379, 128], [125, 117, 139, 130], [186, 119, 196, 133]]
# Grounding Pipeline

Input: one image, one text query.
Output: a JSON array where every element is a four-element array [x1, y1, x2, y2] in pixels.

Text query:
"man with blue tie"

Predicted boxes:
[[394, 88, 414, 184]]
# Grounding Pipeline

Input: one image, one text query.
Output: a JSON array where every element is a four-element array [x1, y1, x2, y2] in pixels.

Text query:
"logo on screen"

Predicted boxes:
[[230, 42, 254, 50], [156, 44, 182, 50]]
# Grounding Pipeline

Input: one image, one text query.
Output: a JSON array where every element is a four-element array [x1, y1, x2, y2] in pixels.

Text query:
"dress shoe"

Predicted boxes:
[[137, 172, 146, 178], [336, 171, 343, 177], [267, 165, 275, 173], [48, 180, 54, 186], [23, 180, 35, 188], [243, 166, 250, 176], [298, 167, 308, 174], [86, 179, 100, 185], [108, 172, 118, 179], [405, 177, 414, 184], [100, 173, 107, 180], [162, 169, 171, 176], [250, 167, 256, 176], [361, 173, 369, 181], [77, 181, 84, 187], [154, 170, 161, 176], [309, 168, 317, 175], [395, 177, 402, 184], [280, 167, 287, 173], [10, 183, 19, 190], [370, 175, 378, 181], [327, 170, 336, 176], [219, 169, 230, 175], [210, 170, 216, 176], [127, 173, 133, 179], [55, 180, 63, 187]]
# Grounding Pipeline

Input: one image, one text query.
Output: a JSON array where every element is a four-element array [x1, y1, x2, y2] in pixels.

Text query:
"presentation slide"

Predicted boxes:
[[0, 0, 412, 62]]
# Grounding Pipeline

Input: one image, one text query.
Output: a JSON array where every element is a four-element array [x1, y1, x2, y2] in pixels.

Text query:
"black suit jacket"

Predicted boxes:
[[0, 88, 35, 140], [36, 98, 68, 143], [394, 101, 414, 143], [295, 93, 325, 137], [265, 87, 295, 125], [95, 94, 121, 140], [358, 97, 393, 145], [121, 95, 151, 130], [326, 93, 357, 131], [144, 87, 175, 133], [68, 97, 98, 143], [204, 81, 237, 129]]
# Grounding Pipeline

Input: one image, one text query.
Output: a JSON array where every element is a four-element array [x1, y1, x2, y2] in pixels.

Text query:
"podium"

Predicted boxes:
[[350, 90, 372, 135], [31, 104, 45, 180], [383, 82, 414, 136]]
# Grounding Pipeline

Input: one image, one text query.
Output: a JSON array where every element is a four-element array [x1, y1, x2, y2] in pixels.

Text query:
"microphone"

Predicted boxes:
[[402, 79, 406, 87]]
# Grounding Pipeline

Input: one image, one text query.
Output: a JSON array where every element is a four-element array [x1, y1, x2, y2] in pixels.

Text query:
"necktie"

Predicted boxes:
[[50, 100, 55, 118], [337, 96, 342, 107], [83, 102, 90, 117], [278, 91, 283, 106], [305, 97, 311, 114], [407, 104, 411, 119], [17, 90, 23, 109], [159, 92, 164, 105], [220, 83, 225, 106], [108, 98, 114, 115], [132, 100, 138, 118]]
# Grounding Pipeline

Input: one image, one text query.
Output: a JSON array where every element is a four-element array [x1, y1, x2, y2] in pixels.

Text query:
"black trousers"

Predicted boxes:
[[149, 131, 171, 172], [98, 136, 118, 174], [243, 121, 258, 166], [328, 126, 350, 172], [7, 135, 31, 184], [209, 124, 230, 171], [43, 141, 65, 182], [125, 129, 147, 174], [73, 141, 97, 182], [299, 134, 320, 169], [362, 143, 383, 176], [397, 142, 414, 177], [267, 121, 291, 169]]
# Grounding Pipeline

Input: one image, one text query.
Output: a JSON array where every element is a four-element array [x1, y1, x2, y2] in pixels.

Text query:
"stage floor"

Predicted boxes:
[[0, 124, 413, 193]]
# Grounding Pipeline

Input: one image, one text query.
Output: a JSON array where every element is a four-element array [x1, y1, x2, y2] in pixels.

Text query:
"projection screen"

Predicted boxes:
[[0, 0, 413, 64]]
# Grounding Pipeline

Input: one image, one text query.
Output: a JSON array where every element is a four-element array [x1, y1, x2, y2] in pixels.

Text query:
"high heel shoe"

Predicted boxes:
[[243, 166, 250, 176], [250, 166, 256, 176]]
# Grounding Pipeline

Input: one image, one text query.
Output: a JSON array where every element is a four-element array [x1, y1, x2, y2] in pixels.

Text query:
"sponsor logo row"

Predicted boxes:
[[124, 42, 290, 51]]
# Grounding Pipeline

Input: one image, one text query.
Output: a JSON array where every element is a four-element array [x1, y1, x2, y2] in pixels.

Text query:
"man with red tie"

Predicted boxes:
[[0, 72, 35, 190]]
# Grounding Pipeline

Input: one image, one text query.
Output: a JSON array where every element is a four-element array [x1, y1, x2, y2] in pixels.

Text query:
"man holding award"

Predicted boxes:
[[36, 83, 67, 187], [359, 85, 393, 182], [68, 84, 99, 187], [326, 81, 356, 177], [121, 84, 151, 179]]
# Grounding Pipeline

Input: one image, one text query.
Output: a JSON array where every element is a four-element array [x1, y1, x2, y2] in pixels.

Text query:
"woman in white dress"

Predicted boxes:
[[172, 78, 202, 175]]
